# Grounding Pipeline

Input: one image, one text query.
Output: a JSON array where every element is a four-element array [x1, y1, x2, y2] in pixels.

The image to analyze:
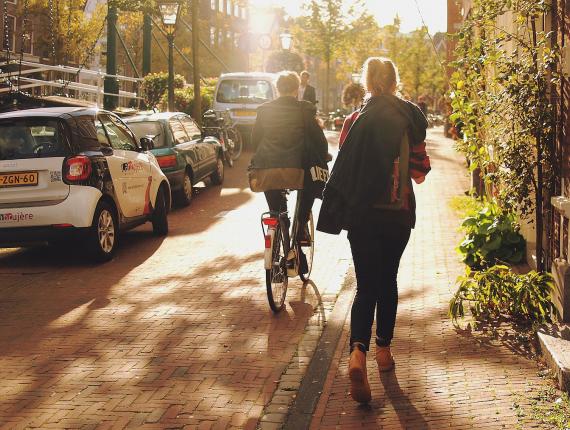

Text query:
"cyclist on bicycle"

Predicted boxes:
[[248, 71, 328, 273]]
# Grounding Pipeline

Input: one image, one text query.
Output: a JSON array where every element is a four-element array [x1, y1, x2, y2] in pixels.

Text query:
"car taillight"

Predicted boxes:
[[157, 155, 177, 168], [65, 156, 92, 181]]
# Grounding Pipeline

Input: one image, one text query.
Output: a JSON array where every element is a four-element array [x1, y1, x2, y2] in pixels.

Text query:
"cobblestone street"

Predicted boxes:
[[0, 133, 351, 430]]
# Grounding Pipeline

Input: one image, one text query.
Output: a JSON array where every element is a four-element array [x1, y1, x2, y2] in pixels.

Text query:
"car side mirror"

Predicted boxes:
[[140, 136, 154, 151]]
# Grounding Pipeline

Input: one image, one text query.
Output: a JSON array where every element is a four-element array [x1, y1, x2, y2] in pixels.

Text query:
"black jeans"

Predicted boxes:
[[348, 223, 411, 351], [264, 190, 314, 225]]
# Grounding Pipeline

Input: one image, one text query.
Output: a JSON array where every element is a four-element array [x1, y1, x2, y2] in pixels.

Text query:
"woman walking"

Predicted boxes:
[[317, 57, 431, 403]]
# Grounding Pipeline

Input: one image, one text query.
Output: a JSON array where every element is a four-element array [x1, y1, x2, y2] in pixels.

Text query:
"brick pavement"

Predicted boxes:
[[309, 128, 551, 429], [0, 136, 352, 430]]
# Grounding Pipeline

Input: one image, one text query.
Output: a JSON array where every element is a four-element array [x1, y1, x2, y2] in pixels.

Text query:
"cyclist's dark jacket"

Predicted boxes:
[[317, 94, 428, 234], [249, 96, 328, 191]]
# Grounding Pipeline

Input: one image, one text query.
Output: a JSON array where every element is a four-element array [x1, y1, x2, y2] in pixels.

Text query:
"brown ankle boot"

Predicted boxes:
[[375, 346, 395, 372], [348, 344, 371, 403]]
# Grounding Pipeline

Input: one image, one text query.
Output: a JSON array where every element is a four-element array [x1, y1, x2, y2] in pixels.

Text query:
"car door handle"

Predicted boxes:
[[100, 146, 113, 156]]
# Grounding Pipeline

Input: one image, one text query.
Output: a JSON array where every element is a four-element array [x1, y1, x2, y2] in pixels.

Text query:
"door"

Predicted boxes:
[[179, 115, 217, 177], [97, 114, 151, 218]]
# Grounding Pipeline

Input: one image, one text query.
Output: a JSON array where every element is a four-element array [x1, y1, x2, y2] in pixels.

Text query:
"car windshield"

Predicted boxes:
[[127, 121, 166, 148], [216, 79, 274, 104], [0, 119, 65, 160]]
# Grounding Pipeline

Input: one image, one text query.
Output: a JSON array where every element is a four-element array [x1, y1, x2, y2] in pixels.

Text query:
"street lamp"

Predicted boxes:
[[280, 32, 293, 51], [158, 1, 181, 112]]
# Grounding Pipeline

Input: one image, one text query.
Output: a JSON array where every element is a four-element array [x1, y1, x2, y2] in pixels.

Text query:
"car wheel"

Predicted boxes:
[[175, 171, 193, 207], [88, 201, 117, 262], [152, 186, 169, 236], [211, 155, 224, 185]]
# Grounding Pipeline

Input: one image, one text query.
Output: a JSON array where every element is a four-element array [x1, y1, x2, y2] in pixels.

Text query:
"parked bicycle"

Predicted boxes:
[[202, 109, 243, 167], [260, 189, 315, 313]]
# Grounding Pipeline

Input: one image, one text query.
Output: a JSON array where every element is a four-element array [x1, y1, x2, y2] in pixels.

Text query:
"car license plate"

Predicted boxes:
[[0, 171, 39, 188], [234, 110, 256, 117]]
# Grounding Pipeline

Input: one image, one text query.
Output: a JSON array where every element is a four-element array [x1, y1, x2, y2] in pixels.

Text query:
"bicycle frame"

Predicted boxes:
[[260, 190, 303, 276]]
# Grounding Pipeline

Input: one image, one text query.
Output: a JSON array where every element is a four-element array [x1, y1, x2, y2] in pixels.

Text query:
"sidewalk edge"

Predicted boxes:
[[280, 267, 355, 430]]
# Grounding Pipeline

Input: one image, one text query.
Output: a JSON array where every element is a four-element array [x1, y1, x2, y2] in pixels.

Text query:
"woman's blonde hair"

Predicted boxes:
[[361, 57, 399, 95], [276, 71, 300, 96]]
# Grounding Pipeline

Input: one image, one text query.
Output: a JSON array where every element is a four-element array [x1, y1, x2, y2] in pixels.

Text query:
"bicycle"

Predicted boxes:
[[261, 190, 315, 313], [202, 110, 243, 167]]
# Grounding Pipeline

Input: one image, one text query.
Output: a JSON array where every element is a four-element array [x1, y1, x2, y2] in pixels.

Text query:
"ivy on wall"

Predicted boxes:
[[449, 0, 560, 271]]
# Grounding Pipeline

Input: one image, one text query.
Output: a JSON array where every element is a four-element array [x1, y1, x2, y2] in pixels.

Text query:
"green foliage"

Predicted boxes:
[[266, 51, 305, 73], [449, 0, 559, 217], [27, 0, 106, 64], [142, 72, 186, 109], [448, 195, 485, 218], [158, 86, 213, 116], [458, 201, 526, 268], [449, 265, 554, 324]]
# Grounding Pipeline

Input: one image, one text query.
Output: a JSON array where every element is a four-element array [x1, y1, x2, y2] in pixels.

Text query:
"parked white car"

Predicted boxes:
[[0, 107, 171, 261], [212, 72, 277, 144]]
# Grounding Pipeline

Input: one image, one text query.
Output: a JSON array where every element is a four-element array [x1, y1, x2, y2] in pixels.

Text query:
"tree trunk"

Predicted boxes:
[[325, 58, 330, 112], [536, 134, 544, 272]]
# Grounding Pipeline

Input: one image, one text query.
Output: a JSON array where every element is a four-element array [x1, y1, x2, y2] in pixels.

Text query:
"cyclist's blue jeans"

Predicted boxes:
[[348, 224, 411, 351]]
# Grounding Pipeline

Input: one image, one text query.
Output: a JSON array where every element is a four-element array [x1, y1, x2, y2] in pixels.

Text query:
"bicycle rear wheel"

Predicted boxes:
[[299, 211, 315, 282], [266, 222, 288, 312], [228, 127, 243, 161]]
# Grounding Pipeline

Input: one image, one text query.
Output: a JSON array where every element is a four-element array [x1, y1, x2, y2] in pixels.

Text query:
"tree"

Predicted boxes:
[[293, 0, 356, 111], [25, 0, 106, 66], [265, 50, 304, 73]]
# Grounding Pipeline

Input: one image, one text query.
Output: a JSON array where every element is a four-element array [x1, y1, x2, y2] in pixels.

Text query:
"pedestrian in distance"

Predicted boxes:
[[298, 71, 317, 105], [248, 71, 329, 272], [317, 57, 431, 404], [339, 82, 366, 149]]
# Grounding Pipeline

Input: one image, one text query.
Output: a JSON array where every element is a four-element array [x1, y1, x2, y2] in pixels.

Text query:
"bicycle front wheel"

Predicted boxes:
[[228, 127, 243, 161], [266, 222, 288, 312], [299, 211, 315, 282]]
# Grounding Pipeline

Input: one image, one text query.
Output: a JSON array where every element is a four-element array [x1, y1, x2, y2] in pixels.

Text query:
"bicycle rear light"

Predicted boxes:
[[262, 218, 278, 227]]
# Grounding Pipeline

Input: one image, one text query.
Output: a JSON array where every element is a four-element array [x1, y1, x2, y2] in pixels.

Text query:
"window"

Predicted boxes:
[[216, 79, 274, 104], [3, 15, 15, 52], [0, 119, 64, 160], [22, 30, 33, 55], [218, 0, 223, 12], [211, 0, 216, 10], [98, 114, 137, 151], [210, 27, 216, 45], [169, 118, 189, 144], [128, 121, 166, 148], [226, 0, 231, 15], [234, 3, 239, 17], [180, 116, 201, 139], [240, 7, 246, 20], [217, 29, 223, 46], [75, 116, 103, 150]]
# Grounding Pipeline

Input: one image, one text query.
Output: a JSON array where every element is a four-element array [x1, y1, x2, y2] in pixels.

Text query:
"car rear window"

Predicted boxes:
[[216, 79, 273, 104], [127, 121, 166, 148], [0, 119, 66, 160]]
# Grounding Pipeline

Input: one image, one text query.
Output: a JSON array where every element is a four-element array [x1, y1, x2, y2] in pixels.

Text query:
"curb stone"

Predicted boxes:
[[257, 267, 356, 430], [538, 326, 570, 393]]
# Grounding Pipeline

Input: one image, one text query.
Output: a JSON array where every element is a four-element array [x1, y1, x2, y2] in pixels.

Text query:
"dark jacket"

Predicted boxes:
[[250, 96, 327, 170], [302, 84, 317, 105], [317, 95, 428, 234]]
